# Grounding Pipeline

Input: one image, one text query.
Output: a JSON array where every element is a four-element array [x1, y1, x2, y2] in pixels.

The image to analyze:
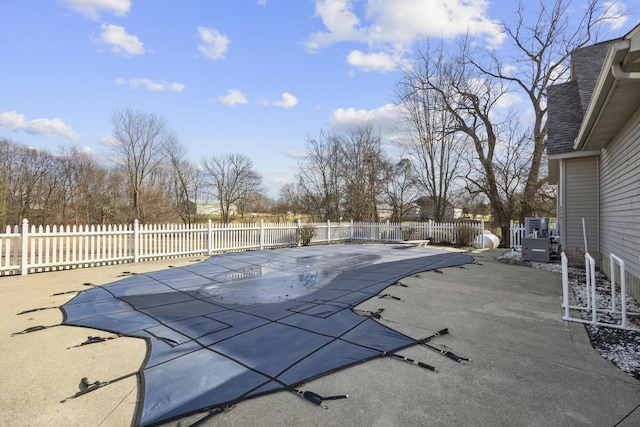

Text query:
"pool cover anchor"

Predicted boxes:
[[60, 371, 138, 403], [292, 388, 349, 409], [67, 335, 121, 349], [353, 307, 385, 319]]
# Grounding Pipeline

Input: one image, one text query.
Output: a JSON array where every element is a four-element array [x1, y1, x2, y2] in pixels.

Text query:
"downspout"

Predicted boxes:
[[559, 158, 565, 250], [611, 63, 640, 80]]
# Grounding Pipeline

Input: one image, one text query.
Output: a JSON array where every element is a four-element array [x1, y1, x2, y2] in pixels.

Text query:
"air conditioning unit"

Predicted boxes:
[[524, 217, 549, 238]]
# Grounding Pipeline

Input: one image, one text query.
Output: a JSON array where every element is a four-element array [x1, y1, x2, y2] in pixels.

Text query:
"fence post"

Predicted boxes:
[[509, 220, 514, 249], [296, 219, 301, 247], [561, 252, 570, 321], [350, 219, 354, 241], [207, 219, 213, 255], [133, 219, 139, 263], [481, 219, 485, 249], [327, 220, 331, 243], [259, 219, 264, 250], [385, 220, 390, 242], [20, 218, 29, 275]]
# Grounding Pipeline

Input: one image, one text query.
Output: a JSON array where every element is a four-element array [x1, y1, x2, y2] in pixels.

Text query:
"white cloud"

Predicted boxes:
[[218, 89, 248, 106], [306, 0, 504, 71], [502, 64, 517, 76], [115, 77, 185, 92], [306, 0, 364, 51], [285, 149, 308, 159], [274, 92, 299, 108], [80, 145, 95, 155], [329, 103, 402, 140], [494, 92, 523, 110], [256, 0, 267, 5], [602, 1, 628, 30], [330, 103, 399, 126], [262, 92, 299, 109], [346, 50, 396, 72], [198, 26, 230, 60], [365, 0, 502, 43], [58, 0, 131, 20], [97, 24, 145, 56], [99, 134, 119, 147], [0, 111, 80, 140]]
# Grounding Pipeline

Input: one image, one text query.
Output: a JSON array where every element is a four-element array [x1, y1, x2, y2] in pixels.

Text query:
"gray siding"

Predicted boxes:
[[564, 156, 599, 256], [600, 116, 640, 285]]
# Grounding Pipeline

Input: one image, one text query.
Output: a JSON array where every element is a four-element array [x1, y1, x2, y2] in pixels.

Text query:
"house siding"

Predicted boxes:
[[599, 112, 640, 301], [563, 156, 599, 263]]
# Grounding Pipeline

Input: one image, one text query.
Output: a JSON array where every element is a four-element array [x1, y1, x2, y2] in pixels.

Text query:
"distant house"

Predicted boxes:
[[411, 196, 459, 221], [547, 23, 640, 301], [188, 200, 237, 217]]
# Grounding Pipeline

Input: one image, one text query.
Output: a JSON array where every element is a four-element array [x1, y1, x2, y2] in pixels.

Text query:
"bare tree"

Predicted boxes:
[[469, 0, 627, 219], [382, 158, 419, 222], [340, 125, 387, 222], [404, 40, 519, 241], [109, 108, 174, 221], [275, 183, 302, 219], [296, 130, 343, 221], [56, 145, 112, 224], [237, 191, 271, 219], [397, 70, 464, 222], [400, 0, 628, 241], [9, 146, 57, 225], [0, 138, 21, 224], [165, 140, 200, 224], [91, 168, 128, 224], [59, 148, 127, 225], [200, 153, 262, 223], [463, 108, 534, 224]]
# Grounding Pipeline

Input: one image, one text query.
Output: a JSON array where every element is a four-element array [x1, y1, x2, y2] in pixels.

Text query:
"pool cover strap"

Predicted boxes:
[[294, 389, 349, 409], [60, 371, 138, 402], [421, 342, 471, 363], [68, 335, 120, 349], [11, 324, 58, 336]]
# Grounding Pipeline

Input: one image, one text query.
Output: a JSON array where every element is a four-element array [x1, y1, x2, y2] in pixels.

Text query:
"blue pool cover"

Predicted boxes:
[[61, 245, 472, 426]]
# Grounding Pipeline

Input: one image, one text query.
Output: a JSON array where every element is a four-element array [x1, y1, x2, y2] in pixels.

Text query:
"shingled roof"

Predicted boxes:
[[547, 42, 613, 155]]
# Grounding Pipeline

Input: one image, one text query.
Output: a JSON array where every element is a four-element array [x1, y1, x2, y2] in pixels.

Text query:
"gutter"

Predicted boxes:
[[611, 62, 640, 80], [573, 39, 630, 151]]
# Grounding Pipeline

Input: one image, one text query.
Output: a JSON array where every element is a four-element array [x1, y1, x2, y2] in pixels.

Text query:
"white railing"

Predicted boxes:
[[561, 251, 640, 332], [509, 220, 557, 250], [0, 219, 485, 276]]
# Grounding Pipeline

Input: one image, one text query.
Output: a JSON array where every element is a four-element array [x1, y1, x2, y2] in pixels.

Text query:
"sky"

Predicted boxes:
[[1, 0, 638, 197]]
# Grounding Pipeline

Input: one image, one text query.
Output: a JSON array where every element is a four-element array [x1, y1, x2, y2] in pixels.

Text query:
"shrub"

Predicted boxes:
[[454, 223, 477, 247], [299, 224, 316, 246], [402, 226, 419, 241]]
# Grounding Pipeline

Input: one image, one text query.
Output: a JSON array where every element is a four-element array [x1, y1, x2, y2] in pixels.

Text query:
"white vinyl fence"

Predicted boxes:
[[0, 219, 485, 276]]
